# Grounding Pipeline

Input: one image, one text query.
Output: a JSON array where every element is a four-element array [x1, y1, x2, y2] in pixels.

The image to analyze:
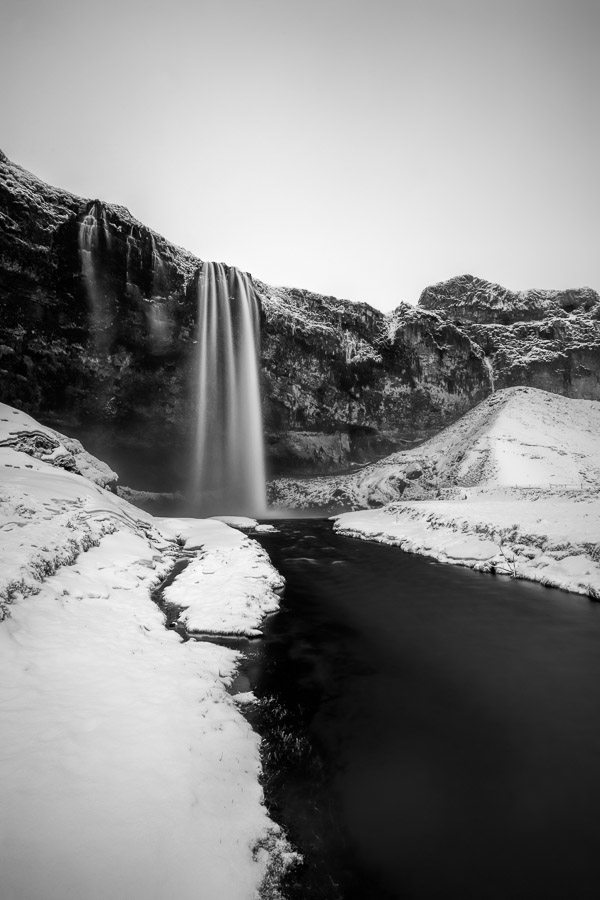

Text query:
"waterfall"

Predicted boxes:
[[192, 262, 267, 515], [483, 355, 495, 392], [78, 203, 112, 344]]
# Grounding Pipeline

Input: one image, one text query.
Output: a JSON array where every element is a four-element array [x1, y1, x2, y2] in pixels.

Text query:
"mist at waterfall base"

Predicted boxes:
[[78, 209, 268, 513], [191, 262, 267, 517]]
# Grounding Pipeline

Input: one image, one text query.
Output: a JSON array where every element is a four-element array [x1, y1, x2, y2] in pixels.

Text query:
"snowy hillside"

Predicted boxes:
[[324, 388, 600, 600], [0, 404, 290, 899], [270, 387, 600, 509], [0, 402, 118, 489]]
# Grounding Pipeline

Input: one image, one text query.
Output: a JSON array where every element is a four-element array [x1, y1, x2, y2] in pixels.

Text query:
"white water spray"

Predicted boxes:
[[192, 262, 266, 515], [78, 204, 112, 340], [484, 355, 495, 392]]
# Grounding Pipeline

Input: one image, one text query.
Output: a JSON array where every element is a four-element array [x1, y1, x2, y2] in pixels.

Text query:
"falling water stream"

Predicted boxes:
[[192, 261, 266, 515], [78, 203, 113, 341]]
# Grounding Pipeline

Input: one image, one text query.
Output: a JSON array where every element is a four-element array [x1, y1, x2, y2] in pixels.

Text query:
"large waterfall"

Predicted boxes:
[[192, 262, 267, 515]]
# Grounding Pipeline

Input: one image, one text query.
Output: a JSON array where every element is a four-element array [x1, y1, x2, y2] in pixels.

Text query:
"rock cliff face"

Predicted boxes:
[[258, 283, 489, 473], [420, 274, 600, 400], [1, 151, 598, 490]]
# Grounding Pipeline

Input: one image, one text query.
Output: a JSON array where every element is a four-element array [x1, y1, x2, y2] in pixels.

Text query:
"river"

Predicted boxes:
[[246, 519, 600, 900]]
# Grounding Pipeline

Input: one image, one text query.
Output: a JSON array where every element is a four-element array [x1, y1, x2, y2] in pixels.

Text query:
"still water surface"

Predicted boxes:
[[249, 520, 600, 900]]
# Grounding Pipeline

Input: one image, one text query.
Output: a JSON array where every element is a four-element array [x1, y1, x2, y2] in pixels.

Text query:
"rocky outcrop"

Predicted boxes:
[[420, 275, 600, 400], [259, 284, 490, 473], [420, 273, 600, 325], [0, 151, 492, 485], [1, 151, 598, 489]]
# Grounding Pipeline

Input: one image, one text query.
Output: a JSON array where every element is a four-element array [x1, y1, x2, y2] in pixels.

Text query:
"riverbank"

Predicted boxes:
[[333, 488, 600, 599], [0, 404, 290, 899], [251, 519, 600, 900]]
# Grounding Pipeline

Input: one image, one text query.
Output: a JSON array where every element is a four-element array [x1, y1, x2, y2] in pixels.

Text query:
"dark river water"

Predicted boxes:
[[246, 519, 600, 900]]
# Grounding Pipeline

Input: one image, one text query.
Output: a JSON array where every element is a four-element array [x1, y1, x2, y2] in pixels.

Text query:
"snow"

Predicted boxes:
[[0, 401, 118, 489], [0, 406, 288, 899], [334, 496, 600, 597], [331, 388, 600, 600], [156, 517, 284, 636], [210, 514, 259, 531], [271, 387, 600, 510]]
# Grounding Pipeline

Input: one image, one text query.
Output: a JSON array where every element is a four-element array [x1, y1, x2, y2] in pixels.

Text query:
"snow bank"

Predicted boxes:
[[0, 402, 118, 489], [270, 387, 600, 509], [156, 517, 284, 635], [0, 406, 288, 899], [334, 494, 600, 599], [210, 514, 259, 532], [268, 387, 600, 601]]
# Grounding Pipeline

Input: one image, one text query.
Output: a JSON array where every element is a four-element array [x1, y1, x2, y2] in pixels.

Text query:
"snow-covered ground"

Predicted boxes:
[[329, 388, 600, 598], [321, 388, 600, 599], [334, 492, 600, 598], [157, 517, 284, 635], [0, 406, 290, 899], [271, 387, 600, 509]]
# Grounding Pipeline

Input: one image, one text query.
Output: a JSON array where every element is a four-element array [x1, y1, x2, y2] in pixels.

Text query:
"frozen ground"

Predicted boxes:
[[157, 517, 284, 635], [271, 386, 600, 508], [334, 492, 600, 598], [330, 388, 600, 599], [0, 406, 290, 899]]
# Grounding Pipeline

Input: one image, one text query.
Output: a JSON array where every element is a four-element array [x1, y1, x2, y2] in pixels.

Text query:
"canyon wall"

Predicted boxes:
[[1, 151, 598, 489]]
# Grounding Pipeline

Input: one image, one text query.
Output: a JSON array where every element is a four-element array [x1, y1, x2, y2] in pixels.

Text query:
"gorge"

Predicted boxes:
[[2, 149, 599, 501], [2, 149, 600, 900]]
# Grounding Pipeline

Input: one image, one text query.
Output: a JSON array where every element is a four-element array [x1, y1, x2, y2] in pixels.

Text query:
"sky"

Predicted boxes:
[[1, 0, 598, 311]]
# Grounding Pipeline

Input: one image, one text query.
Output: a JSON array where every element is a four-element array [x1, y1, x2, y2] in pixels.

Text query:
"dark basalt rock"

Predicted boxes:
[[1, 152, 598, 489], [420, 273, 600, 325], [420, 275, 600, 400]]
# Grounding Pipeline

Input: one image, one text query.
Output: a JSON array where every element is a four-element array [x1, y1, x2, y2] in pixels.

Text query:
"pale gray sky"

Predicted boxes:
[[1, 0, 598, 310]]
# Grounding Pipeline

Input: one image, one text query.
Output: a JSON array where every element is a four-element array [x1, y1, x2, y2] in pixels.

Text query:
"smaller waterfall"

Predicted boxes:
[[78, 204, 113, 343], [192, 262, 266, 515], [483, 355, 495, 392], [150, 234, 168, 297], [146, 235, 171, 347]]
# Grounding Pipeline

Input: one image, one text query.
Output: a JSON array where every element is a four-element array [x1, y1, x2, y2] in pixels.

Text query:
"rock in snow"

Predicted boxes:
[[0, 404, 291, 899]]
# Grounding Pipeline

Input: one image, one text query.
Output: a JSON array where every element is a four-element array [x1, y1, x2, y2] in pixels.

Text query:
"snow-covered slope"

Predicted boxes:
[[326, 388, 600, 600], [270, 387, 600, 508], [0, 402, 118, 489], [0, 405, 290, 899]]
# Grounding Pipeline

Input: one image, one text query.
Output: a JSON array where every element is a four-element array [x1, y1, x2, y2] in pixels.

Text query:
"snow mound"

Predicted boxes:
[[157, 517, 284, 635], [270, 387, 600, 509], [0, 402, 289, 899], [0, 402, 118, 489], [210, 514, 259, 532], [333, 495, 600, 600]]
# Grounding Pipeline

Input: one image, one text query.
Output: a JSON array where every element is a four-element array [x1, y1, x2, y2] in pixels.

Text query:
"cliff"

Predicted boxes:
[[1, 151, 598, 490], [420, 274, 600, 400]]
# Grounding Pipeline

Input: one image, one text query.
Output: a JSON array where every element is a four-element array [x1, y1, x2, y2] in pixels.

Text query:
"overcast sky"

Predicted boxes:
[[1, 0, 598, 311]]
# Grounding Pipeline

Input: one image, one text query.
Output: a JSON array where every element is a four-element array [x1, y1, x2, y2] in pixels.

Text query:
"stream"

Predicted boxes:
[[243, 519, 600, 900]]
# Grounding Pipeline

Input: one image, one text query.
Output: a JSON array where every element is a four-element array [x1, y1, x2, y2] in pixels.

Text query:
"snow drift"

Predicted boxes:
[[0, 404, 289, 899], [327, 388, 600, 599]]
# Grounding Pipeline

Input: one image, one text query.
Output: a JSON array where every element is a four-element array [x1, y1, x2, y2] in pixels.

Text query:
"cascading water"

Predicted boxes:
[[192, 261, 267, 515], [78, 203, 113, 345], [484, 355, 495, 392]]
